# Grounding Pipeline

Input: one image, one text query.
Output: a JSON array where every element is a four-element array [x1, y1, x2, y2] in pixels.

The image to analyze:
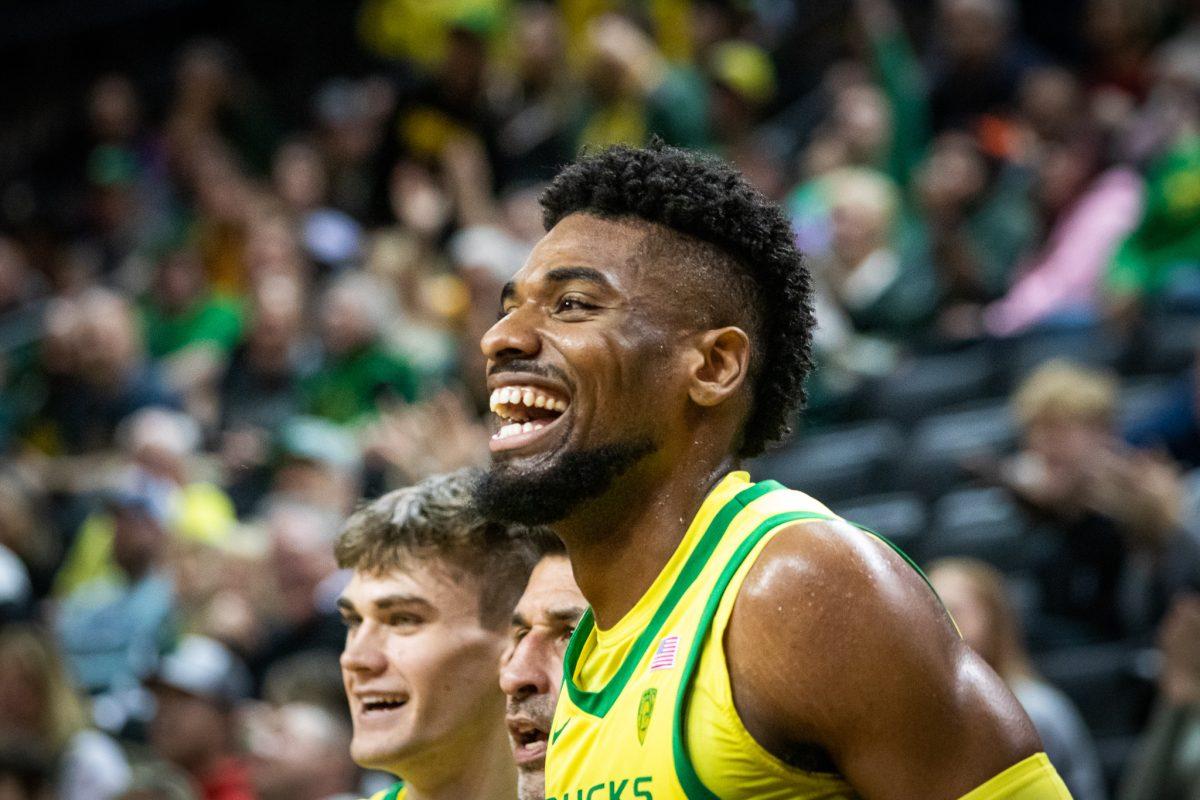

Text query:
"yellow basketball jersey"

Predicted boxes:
[[545, 472, 1067, 800]]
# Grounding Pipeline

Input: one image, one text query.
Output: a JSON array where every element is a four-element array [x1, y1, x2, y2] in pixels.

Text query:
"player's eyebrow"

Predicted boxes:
[[547, 605, 588, 625], [501, 266, 614, 306], [336, 597, 357, 615], [511, 605, 586, 629], [372, 593, 434, 612], [544, 266, 611, 289]]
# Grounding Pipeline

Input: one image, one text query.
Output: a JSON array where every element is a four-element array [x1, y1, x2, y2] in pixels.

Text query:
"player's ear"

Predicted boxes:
[[687, 326, 751, 407]]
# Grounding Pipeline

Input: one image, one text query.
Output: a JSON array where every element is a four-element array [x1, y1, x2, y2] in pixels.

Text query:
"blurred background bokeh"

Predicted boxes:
[[2, 1, 1200, 798]]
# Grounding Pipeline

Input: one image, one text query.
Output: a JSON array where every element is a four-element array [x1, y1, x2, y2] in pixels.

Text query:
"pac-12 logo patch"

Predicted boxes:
[[637, 688, 657, 745]]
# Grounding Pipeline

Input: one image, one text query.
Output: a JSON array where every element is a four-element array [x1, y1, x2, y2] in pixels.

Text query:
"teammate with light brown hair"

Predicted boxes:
[[335, 468, 555, 800]]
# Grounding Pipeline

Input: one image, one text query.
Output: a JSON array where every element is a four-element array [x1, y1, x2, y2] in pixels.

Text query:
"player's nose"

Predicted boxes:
[[500, 636, 554, 699], [481, 304, 541, 365], [340, 627, 387, 676]]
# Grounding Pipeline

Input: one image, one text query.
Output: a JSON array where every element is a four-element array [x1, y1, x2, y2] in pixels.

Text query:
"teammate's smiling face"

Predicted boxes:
[[337, 563, 507, 774], [477, 213, 691, 522]]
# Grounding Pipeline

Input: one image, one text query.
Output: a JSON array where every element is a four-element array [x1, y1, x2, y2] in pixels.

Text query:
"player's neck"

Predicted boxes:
[[400, 720, 516, 800], [557, 452, 739, 629]]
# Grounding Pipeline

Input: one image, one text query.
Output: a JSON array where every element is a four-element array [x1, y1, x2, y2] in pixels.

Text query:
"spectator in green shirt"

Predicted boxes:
[[1107, 133, 1200, 311], [141, 247, 245, 426], [142, 248, 245, 361], [302, 273, 419, 426]]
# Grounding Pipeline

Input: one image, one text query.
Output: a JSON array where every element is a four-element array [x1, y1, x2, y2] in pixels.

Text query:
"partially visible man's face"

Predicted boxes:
[[500, 556, 587, 800], [338, 562, 507, 774], [477, 213, 691, 524]]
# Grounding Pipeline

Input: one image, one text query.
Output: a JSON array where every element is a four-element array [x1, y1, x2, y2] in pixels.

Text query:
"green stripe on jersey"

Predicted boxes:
[[562, 480, 785, 717]]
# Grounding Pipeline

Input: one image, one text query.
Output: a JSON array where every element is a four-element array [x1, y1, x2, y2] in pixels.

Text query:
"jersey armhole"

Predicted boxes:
[[670, 510, 833, 800], [703, 521, 846, 781], [671, 512, 955, 800]]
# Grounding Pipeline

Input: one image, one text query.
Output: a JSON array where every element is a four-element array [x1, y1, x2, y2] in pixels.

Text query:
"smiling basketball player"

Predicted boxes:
[[474, 143, 1071, 799]]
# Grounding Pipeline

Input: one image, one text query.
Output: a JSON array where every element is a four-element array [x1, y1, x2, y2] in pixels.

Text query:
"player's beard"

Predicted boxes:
[[474, 439, 656, 526]]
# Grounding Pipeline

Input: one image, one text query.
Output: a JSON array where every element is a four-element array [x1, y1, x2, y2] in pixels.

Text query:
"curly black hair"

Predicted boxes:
[[539, 142, 815, 458]]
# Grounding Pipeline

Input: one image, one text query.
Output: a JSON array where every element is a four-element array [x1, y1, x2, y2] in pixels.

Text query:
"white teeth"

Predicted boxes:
[[489, 386, 570, 429], [491, 421, 548, 441]]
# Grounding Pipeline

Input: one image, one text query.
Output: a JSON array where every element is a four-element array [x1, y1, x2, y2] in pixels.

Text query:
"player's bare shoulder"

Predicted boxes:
[[726, 517, 961, 733], [725, 518, 1041, 798], [737, 517, 956, 644]]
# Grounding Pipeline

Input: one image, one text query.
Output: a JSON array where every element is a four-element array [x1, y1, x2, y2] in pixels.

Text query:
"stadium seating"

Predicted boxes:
[[924, 487, 1031, 571], [1033, 642, 1157, 738], [867, 345, 999, 422], [1007, 326, 1125, 389], [902, 401, 1017, 499], [752, 420, 905, 503]]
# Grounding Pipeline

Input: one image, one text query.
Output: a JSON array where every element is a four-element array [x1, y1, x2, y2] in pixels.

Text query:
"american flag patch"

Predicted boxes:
[[649, 635, 679, 671]]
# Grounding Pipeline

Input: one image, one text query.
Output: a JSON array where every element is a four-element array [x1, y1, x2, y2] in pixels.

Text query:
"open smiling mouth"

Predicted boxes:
[[508, 719, 549, 766], [488, 385, 570, 452], [359, 694, 408, 716]]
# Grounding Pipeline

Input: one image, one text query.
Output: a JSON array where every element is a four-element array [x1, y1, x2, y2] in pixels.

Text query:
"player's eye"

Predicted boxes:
[[555, 295, 597, 315]]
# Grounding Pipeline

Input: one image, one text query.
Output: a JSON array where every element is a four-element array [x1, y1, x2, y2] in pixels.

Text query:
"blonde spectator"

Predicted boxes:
[[1003, 360, 1200, 640], [301, 274, 419, 426]]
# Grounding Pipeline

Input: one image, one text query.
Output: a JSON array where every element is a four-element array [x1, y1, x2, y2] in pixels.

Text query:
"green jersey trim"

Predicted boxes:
[[562, 479, 786, 717], [671, 515, 946, 799], [852, 524, 940, 599], [671, 510, 834, 800]]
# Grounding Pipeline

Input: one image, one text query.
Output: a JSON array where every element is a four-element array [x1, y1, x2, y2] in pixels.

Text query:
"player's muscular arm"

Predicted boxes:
[[726, 520, 1043, 799]]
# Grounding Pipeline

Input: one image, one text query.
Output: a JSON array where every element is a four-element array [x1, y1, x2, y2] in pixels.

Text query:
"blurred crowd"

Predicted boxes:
[[3, 0, 1200, 798]]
